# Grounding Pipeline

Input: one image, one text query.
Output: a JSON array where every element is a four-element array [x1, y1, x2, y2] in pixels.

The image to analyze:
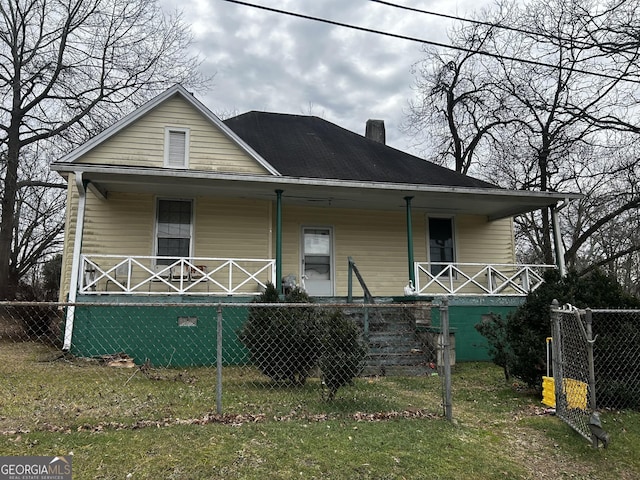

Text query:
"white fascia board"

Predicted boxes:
[[51, 162, 581, 204], [52, 84, 281, 176], [181, 87, 281, 177]]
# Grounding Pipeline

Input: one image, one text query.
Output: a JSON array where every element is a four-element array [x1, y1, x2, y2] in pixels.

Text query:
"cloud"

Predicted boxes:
[[161, 0, 488, 152]]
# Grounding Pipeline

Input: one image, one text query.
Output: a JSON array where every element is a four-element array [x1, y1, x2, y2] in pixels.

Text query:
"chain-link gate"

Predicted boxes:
[[550, 301, 640, 447], [1, 300, 452, 433], [550, 302, 596, 444]]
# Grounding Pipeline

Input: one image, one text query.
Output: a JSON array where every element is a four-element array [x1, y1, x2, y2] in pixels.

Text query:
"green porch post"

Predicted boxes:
[[275, 189, 283, 294], [405, 196, 415, 286]]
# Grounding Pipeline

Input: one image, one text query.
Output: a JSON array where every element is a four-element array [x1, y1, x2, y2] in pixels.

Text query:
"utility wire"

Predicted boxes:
[[220, 0, 640, 84], [372, 0, 549, 39], [370, 0, 639, 55]]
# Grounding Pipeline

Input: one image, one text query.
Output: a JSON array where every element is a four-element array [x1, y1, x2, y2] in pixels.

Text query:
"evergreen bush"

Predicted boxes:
[[318, 309, 368, 400], [474, 312, 513, 381], [239, 283, 367, 399], [477, 270, 639, 390], [239, 283, 321, 385]]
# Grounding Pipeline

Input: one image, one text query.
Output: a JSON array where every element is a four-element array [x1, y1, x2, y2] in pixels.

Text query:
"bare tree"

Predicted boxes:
[[406, 9, 520, 176], [488, 0, 640, 266], [11, 142, 66, 287], [0, 0, 209, 299], [407, 0, 640, 281]]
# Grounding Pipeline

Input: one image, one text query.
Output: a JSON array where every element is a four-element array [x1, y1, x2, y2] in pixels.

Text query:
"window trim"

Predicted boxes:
[[164, 127, 190, 168], [153, 197, 194, 266], [300, 225, 335, 296]]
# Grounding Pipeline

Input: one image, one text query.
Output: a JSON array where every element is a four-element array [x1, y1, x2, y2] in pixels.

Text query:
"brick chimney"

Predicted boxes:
[[365, 119, 385, 144]]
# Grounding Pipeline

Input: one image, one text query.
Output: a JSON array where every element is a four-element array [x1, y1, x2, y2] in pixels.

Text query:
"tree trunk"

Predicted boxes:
[[538, 139, 554, 265], [0, 124, 20, 299]]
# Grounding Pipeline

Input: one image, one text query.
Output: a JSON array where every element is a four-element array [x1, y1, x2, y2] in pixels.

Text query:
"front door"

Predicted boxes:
[[302, 227, 333, 296]]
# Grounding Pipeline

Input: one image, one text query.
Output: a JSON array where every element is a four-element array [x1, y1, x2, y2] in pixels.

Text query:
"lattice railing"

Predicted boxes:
[[79, 255, 275, 295], [414, 262, 555, 296]]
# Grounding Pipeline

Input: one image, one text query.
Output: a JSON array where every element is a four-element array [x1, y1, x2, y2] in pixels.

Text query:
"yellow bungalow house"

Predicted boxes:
[[51, 84, 578, 364]]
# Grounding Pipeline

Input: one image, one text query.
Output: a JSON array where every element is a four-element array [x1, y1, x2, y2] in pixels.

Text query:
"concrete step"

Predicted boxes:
[[362, 363, 436, 377], [366, 351, 428, 365], [368, 331, 420, 342], [347, 302, 434, 377], [368, 343, 425, 354]]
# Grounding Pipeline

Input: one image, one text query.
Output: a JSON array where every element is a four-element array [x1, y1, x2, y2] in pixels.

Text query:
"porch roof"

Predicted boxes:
[[50, 163, 580, 220]]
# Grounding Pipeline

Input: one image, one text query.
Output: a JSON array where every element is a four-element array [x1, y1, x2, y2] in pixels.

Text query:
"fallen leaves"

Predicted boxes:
[[2, 408, 441, 436]]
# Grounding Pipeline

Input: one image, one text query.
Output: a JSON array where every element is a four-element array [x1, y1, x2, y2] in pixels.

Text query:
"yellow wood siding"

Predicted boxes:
[[59, 188, 517, 299], [281, 208, 515, 297], [82, 193, 155, 256], [59, 177, 77, 302], [454, 215, 515, 264], [60, 191, 273, 299], [75, 96, 270, 174], [280, 206, 427, 297], [194, 197, 271, 258]]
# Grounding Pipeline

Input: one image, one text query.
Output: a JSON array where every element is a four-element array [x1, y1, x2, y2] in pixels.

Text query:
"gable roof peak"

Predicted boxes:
[[53, 85, 280, 176]]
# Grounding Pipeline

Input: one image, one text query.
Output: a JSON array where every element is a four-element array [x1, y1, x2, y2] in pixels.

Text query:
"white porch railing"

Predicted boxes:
[[79, 255, 275, 295], [414, 262, 556, 296]]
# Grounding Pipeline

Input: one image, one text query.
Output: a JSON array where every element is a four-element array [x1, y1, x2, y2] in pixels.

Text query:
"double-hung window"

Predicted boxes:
[[428, 217, 455, 275], [156, 199, 192, 265], [164, 127, 190, 168]]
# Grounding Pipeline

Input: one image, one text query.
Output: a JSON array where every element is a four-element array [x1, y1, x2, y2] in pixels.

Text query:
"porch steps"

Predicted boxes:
[[363, 328, 433, 377], [344, 305, 435, 377]]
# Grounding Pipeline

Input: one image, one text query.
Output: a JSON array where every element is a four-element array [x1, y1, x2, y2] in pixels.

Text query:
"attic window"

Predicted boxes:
[[164, 127, 189, 168]]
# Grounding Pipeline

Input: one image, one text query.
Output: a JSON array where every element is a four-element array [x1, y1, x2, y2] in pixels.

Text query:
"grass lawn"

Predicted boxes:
[[1, 341, 639, 479]]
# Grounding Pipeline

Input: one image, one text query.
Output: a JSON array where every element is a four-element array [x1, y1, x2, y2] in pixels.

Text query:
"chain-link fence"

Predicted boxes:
[[1, 300, 452, 433], [550, 302, 640, 445], [591, 308, 640, 411]]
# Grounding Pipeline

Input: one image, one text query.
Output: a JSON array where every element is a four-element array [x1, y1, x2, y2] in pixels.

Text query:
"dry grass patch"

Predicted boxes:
[[1, 341, 640, 479]]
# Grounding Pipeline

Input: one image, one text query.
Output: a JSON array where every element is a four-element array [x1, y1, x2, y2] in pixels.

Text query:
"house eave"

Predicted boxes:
[[51, 162, 581, 218]]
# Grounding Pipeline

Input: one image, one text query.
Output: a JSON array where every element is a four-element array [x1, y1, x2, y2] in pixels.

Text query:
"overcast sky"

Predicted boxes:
[[159, 0, 491, 154]]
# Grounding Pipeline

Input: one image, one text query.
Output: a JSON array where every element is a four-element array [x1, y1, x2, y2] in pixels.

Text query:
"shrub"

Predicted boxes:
[[474, 313, 512, 382], [238, 284, 321, 385], [318, 310, 368, 400], [239, 284, 367, 399], [477, 269, 639, 389]]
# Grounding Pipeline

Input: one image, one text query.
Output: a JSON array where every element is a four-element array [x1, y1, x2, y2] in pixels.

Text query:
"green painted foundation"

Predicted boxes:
[[65, 296, 253, 367], [430, 297, 525, 361], [64, 295, 525, 367]]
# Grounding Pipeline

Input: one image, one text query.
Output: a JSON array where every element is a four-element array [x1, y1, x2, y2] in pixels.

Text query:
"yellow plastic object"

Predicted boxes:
[[542, 375, 556, 407], [563, 378, 588, 410], [542, 337, 556, 407]]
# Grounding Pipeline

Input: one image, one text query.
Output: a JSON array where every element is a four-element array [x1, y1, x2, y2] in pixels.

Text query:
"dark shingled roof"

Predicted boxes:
[[224, 111, 498, 189]]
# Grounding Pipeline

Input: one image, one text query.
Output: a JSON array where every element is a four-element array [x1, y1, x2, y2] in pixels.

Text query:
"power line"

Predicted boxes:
[[220, 0, 640, 84], [372, 0, 543, 39], [369, 0, 630, 54]]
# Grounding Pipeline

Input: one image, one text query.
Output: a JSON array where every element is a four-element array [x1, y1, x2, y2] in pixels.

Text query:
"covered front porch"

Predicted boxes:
[[57, 167, 576, 353], [77, 253, 555, 298]]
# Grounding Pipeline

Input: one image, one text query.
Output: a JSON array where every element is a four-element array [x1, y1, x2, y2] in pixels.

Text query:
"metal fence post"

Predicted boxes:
[[550, 300, 565, 412], [347, 257, 353, 303], [585, 308, 597, 410], [216, 304, 223, 415], [440, 298, 452, 421], [585, 308, 599, 448]]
